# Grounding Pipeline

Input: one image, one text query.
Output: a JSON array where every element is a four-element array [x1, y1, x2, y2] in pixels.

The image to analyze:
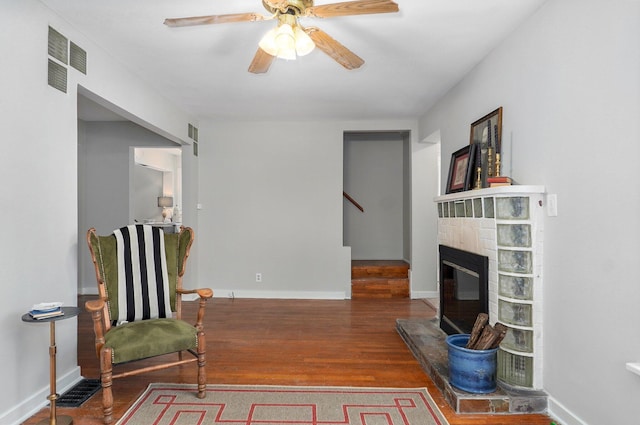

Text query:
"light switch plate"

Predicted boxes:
[[546, 194, 558, 216]]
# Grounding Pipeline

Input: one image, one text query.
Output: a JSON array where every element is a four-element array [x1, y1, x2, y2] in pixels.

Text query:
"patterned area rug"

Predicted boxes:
[[117, 383, 449, 425]]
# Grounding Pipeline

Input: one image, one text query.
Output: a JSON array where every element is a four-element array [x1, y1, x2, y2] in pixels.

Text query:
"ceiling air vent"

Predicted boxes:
[[48, 26, 68, 65], [48, 59, 67, 93], [70, 42, 87, 74]]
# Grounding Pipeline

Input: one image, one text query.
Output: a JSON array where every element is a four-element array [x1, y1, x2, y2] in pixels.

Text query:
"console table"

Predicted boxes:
[[22, 306, 81, 425]]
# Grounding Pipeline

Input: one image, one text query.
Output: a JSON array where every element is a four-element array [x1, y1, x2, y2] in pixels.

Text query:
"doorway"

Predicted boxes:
[[133, 147, 182, 226], [77, 93, 184, 295], [343, 131, 411, 262]]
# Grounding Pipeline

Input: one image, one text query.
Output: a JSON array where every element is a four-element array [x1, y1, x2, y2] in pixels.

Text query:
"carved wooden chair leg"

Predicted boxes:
[[197, 330, 206, 399], [101, 347, 114, 424]]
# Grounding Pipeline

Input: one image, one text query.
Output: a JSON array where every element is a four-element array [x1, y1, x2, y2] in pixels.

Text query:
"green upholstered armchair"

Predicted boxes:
[[85, 225, 212, 424]]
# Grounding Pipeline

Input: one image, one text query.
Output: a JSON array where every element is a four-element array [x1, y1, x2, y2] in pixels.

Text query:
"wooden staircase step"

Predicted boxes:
[[351, 261, 410, 299], [351, 260, 409, 279], [352, 278, 410, 299]]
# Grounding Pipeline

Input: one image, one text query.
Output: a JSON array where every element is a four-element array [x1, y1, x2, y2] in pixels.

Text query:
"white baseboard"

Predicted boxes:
[[86, 288, 432, 302], [79, 286, 98, 295], [213, 289, 347, 300], [411, 290, 439, 299], [407, 267, 439, 300], [80, 289, 349, 302], [2, 366, 82, 425], [548, 395, 588, 425]]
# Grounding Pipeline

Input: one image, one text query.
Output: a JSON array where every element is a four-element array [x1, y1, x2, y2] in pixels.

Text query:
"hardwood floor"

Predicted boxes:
[[22, 296, 551, 424]]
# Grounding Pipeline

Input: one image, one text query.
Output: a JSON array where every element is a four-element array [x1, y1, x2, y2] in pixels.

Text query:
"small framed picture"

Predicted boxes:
[[446, 144, 477, 194]]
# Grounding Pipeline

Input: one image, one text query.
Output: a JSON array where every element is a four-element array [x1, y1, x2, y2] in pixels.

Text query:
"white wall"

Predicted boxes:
[[344, 133, 405, 260], [1, 2, 196, 422], [411, 138, 441, 298], [180, 143, 200, 290], [402, 134, 412, 261], [418, 0, 640, 423]]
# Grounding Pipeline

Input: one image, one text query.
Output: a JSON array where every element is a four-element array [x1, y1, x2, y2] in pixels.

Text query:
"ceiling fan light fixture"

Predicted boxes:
[[258, 27, 279, 56], [259, 20, 315, 61], [274, 23, 297, 60], [294, 26, 315, 56], [259, 24, 296, 60]]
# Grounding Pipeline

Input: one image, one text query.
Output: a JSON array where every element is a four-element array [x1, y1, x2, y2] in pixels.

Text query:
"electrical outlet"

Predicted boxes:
[[255, 273, 262, 282]]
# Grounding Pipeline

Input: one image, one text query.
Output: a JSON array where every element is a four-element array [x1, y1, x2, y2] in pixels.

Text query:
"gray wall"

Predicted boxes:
[[194, 119, 434, 300], [132, 164, 163, 222], [343, 132, 407, 260], [419, 0, 640, 423], [195, 120, 431, 300], [78, 121, 178, 294], [197, 120, 353, 299]]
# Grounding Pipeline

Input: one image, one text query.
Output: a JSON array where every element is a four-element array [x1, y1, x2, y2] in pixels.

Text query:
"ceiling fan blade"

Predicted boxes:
[[304, 0, 399, 18], [304, 27, 364, 70], [164, 12, 270, 27], [248, 48, 276, 74]]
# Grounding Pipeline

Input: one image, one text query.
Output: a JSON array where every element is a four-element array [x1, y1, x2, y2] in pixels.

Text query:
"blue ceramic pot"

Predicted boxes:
[[446, 334, 498, 393]]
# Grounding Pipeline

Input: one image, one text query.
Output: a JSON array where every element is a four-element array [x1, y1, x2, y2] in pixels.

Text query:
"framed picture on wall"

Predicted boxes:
[[446, 144, 477, 194], [470, 107, 502, 188]]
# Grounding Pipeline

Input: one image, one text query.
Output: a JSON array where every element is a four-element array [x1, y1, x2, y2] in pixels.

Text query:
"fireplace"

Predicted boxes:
[[435, 186, 545, 390], [439, 245, 489, 335]]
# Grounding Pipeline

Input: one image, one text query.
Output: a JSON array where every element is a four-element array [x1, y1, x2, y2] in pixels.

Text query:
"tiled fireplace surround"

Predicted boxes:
[[397, 186, 548, 414]]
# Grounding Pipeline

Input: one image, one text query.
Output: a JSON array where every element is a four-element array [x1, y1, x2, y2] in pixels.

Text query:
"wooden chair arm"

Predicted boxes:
[[85, 298, 108, 359], [177, 288, 213, 299], [176, 288, 213, 329], [85, 298, 105, 312]]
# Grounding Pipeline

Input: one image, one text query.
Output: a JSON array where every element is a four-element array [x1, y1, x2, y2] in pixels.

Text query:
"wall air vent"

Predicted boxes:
[[48, 59, 67, 93], [48, 26, 68, 65], [188, 123, 199, 156], [70, 42, 87, 74]]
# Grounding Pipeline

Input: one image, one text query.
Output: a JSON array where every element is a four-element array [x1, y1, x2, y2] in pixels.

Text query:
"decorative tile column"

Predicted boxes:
[[436, 186, 545, 390]]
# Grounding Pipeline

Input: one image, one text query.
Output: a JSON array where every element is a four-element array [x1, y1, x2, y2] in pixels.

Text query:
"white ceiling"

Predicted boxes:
[[42, 0, 547, 121]]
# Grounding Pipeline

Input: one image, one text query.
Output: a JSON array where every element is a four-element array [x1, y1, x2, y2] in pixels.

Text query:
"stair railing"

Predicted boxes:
[[343, 191, 364, 212]]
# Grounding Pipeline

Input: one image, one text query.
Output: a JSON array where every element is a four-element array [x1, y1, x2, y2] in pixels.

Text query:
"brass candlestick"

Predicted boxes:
[[475, 167, 482, 189], [495, 153, 501, 177], [487, 147, 495, 177]]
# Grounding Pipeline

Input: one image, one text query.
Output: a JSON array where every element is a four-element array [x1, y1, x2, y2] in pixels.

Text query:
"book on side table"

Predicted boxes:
[[29, 302, 64, 319]]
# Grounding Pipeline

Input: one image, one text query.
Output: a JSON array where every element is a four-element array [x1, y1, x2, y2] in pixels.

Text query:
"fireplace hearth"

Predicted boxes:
[[396, 317, 548, 414]]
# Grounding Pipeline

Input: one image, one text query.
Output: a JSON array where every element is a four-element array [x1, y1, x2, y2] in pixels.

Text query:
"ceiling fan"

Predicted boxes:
[[164, 0, 399, 74]]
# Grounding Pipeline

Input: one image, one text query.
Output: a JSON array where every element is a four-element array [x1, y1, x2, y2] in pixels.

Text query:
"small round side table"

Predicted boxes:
[[22, 306, 81, 425]]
